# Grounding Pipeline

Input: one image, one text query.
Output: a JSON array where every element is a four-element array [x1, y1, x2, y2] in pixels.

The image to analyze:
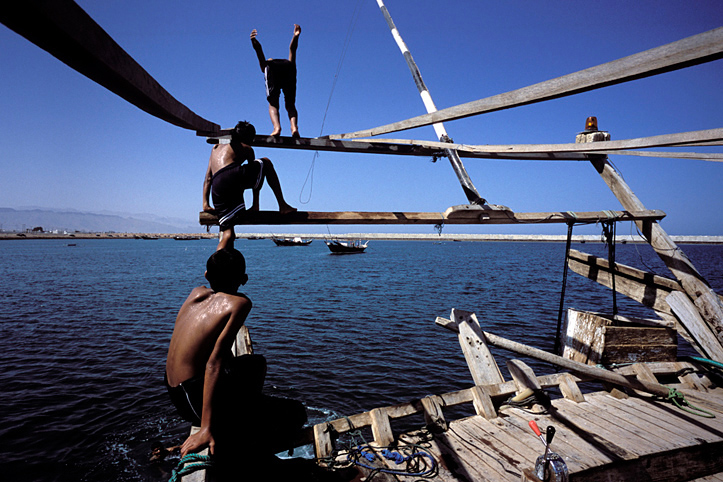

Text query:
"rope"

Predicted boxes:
[[346, 443, 437, 478], [601, 220, 618, 316], [299, 0, 363, 204], [666, 387, 716, 418], [168, 454, 214, 482]]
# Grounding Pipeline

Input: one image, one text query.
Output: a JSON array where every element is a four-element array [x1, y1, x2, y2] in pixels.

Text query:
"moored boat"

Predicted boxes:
[[324, 239, 368, 254], [272, 236, 312, 246]]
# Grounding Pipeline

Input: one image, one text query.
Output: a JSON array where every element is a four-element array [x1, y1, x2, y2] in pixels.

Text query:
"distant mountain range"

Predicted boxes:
[[0, 207, 201, 234]]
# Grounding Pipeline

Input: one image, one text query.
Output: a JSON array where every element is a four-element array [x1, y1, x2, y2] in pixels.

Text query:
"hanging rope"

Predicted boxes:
[[601, 220, 619, 316], [168, 453, 214, 482], [299, 0, 363, 204], [554, 222, 574, 356]]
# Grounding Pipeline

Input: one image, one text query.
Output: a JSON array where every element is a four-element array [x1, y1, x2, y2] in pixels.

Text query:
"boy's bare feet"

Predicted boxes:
[[279, 203, 297, 215]]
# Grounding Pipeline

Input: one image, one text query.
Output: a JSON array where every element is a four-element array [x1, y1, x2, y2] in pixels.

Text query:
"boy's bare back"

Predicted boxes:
[[166, 286, 252, 387]]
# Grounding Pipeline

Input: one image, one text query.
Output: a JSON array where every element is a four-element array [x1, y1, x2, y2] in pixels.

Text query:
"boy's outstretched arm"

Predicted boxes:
[[288, 24, 301, 63], [202, 160, 215, 214], [250, 29, 267, 72], [179, 298, 252, 456]]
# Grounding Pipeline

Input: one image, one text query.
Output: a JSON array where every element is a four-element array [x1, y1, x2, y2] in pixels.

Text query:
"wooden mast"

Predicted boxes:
[[577, 125, 723, 361], [375, 0, 486, 205]]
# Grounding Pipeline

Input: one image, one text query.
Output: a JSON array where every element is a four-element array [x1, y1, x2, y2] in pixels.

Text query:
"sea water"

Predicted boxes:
[[0, 238, 721, 481]]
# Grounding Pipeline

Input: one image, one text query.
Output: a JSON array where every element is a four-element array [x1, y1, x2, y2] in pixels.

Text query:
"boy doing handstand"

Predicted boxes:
[[250, 25, 301, 137]]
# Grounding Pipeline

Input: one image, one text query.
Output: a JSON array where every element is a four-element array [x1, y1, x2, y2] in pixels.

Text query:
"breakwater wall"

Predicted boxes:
[[2, 232, 722, 244]]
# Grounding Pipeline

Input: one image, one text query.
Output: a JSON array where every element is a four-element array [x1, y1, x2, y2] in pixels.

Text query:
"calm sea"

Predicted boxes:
[[1, 238, 721, 481]]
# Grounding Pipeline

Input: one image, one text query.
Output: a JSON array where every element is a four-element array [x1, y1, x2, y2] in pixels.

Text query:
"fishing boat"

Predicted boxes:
[[324, 239, 368, 254], [5, 3, 722, 481], [272, 236, 313, 246]]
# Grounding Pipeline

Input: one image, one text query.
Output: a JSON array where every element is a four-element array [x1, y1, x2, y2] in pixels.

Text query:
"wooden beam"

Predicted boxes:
[[343, 128, 723, 156], [454, 309, 505, 386], [199, 208, 665, 226], [328, 27, 723, 139], [596, 150, 723, 162], [206, 129, 723, 162], [0, 1, 219, 133], [205, 133, 590, 161], [436, 315, 713, 402], [567, 249, 682, 316]]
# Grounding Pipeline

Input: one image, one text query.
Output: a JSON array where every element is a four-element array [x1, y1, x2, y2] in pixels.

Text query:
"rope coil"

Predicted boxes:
[[169, 454, 214, 482]]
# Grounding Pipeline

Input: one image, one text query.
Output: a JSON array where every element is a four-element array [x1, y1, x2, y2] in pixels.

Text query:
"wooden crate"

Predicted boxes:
[[561, 309, 677, 365]]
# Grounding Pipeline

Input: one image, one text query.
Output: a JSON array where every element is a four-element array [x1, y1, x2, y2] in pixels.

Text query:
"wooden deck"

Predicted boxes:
[[304, 309, 723, 481], [308, 367, 723, 482], [409, 391, 723, 481]]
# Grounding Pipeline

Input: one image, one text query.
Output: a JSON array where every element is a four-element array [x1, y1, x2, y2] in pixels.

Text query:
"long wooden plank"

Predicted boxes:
[[328, 27, 723, 139], [327, 128, 723, 157], [0, 1, 218, 133], [568, 249, 681, 316], [667, 291, 723, 361], [455, 309, 505, 386], [206, 133, 591, 160], [199, 208, 665, 226], [596, 150, 723, 162], [218, 131, 723, 162]]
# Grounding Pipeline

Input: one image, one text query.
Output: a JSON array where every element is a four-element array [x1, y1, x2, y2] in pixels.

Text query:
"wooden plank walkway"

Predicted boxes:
[[349, 389, 723, 481]]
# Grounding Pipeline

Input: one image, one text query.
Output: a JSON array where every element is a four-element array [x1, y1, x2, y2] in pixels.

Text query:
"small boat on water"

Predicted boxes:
[[325, 239, 368, 254], [173, 235, 201, 241], [272, 236, 312, 246]]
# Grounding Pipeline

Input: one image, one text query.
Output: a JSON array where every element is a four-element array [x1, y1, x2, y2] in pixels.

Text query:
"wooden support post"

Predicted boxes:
[[313, 423, 334, 461], [666, 291, 723, 361], [507, 359, 542, 392], [580, 128, 723, 361], [453, 309, 505, 385], [674, 361, 709, 392], [231, 325, 253, 356], [421, 395, 448, 432], [558, 372, 586, 402], [370, 408, 394, 447], [471, 385, 497, 419]]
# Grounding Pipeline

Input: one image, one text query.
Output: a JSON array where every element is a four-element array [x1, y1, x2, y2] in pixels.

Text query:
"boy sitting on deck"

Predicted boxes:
[[165, 249, 308, 478], [202, 121, 296, 251]]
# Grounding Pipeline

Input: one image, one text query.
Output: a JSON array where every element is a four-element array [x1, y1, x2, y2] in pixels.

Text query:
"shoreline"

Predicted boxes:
[[2, 232, 722, 244]]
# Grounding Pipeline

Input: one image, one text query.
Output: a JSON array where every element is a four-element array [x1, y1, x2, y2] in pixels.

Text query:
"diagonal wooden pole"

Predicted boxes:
[[375, 0, 486, 205], [577, 128, 723, 361]]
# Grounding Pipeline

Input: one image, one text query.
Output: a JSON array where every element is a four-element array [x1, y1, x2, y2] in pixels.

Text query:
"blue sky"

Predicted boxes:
[[0, 0, 721, 235]]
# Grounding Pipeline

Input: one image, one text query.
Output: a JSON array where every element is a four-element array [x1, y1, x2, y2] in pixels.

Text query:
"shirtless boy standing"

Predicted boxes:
[[202, 121, 295, 250], [165, 249, 307, 475]]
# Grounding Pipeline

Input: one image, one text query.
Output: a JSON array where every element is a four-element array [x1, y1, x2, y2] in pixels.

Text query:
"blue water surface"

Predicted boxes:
[[0, 238, 721, 481]]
